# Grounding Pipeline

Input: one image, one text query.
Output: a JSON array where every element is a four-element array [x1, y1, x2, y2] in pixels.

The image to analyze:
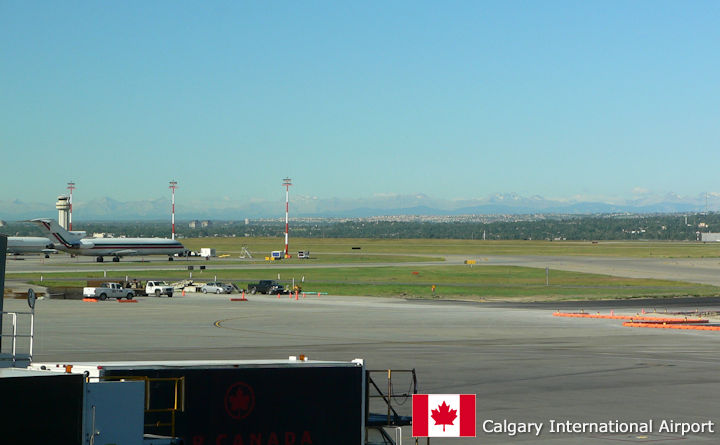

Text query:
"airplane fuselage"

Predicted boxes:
[[6, 236, 55, 255], [66, 238, 186, 257]]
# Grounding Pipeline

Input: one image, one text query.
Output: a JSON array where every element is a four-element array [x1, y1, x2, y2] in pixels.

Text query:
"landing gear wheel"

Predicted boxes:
[[96, 257, 104, 263], [112, 257, 120, 263]]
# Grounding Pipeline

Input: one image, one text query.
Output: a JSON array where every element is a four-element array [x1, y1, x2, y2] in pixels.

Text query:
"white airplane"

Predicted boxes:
[[29, 218, 187, 262], [6, 236, 56, 257]]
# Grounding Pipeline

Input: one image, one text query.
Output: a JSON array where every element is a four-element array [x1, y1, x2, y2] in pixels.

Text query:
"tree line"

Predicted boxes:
[[3, 213, 720, 241]]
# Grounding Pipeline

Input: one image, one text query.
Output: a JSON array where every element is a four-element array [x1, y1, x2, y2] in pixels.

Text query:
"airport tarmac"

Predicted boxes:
[[4, 291, 720, 444]]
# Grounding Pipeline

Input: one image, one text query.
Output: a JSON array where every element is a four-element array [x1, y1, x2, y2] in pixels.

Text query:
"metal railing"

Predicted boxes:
[[0, 310, 34, 366], [367, 369, 417, 426]]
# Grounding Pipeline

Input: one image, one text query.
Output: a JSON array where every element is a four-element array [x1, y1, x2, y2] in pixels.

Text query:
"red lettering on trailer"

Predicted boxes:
[[249, 433, 262, 445], [284, 432, 296, 445], [216, 434, 228, 444], [267, 432, 279, 445], [233, 435, 245, 445], [301, 431, 313, 444]]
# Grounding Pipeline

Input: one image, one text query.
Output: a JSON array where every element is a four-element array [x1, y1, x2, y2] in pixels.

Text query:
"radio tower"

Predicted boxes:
[[169, 180, 178, 240], [283, 177, 292, 258], [67, 181, 76, 231]]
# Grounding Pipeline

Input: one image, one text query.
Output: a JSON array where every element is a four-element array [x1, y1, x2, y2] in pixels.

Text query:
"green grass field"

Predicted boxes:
[[13, 264, 720, 302], [9, 238, 720, 301], [182, 237, 720, 258]]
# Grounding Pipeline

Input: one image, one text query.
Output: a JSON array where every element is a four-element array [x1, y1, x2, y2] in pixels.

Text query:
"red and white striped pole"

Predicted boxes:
[[67, 181, 75, 231], [169, 180, 178, 240], [283, 177, 292, 258]]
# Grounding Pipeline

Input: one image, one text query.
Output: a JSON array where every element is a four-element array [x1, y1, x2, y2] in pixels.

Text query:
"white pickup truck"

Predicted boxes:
[[83, 283, 135, 300], [145, 281, 174, 298]]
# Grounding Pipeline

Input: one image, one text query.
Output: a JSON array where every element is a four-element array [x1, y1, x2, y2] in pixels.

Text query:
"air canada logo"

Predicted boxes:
[[224, 382, 255, 420]]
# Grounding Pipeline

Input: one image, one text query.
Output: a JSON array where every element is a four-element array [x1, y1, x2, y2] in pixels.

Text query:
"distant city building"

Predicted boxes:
[[699, 222, 709, 229], [701, 233, 720, 242], [189, 220, 213, 228]]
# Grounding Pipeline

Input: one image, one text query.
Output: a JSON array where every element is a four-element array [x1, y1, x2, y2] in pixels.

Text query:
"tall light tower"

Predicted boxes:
[[169, 180, 178, 240], [67, 181, 76, 231], [283, 177, 292, 258]]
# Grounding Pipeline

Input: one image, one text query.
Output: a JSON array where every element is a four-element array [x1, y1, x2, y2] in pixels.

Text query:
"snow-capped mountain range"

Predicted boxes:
[[1, 192, 719, 221]]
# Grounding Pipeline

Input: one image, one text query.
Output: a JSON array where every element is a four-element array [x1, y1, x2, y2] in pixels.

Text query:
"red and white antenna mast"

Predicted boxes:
[[67, 181, 76, 231], [283, 177, 292, 258], [169, 180, 178, 240]]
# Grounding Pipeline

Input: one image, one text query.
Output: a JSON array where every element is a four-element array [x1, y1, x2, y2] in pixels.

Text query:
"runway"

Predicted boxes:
[[6, 289, 720, 444]]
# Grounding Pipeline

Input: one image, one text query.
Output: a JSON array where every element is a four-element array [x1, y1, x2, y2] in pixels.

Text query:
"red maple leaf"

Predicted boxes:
[[229, 388, 251, 412], [431, 401, 457, 432]]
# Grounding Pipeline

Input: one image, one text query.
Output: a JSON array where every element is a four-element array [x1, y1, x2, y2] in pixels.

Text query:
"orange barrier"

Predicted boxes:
[[230, 298, 248, 302], [82, 298, 98, 302], [623, 322, 720, 331], [553, 312, 707, 323], [118, 299, 138, 303]]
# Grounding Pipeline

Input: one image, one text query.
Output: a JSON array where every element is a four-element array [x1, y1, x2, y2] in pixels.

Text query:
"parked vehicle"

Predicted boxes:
[[145, 281, 174, 297], [200, 282, 234, 294], [83, 283, 135, 301], [248, 280, 288, 295]]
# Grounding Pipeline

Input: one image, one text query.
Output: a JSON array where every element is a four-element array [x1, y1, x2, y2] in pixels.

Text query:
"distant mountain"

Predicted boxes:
[[0, 192, 715, 221]]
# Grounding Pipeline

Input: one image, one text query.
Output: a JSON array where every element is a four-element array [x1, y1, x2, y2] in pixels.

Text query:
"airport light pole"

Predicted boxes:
[[169, 180, 178, 240], [283, 177, 292, 258], [67, 181, 76, 231]]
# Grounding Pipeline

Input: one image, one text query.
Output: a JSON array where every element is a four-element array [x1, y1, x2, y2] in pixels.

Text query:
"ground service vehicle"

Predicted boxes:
[[248, 280, 287, 294], [83, 282, 135, 300], [200, 282, 234, 294], [146, 281, 174, 297]]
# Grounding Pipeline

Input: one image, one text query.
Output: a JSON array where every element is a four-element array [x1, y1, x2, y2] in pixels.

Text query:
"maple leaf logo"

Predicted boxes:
[[431, 401, 457, 432], [224, 382, 255, 420], [229, 388, 250, 411]]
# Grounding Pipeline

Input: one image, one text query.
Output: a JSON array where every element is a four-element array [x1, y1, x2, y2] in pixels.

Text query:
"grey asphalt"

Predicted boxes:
[[5, 288, 720, 444]]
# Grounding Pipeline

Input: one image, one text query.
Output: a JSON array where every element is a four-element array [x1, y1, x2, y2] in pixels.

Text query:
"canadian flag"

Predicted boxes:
[[412, 394, 476, 437]]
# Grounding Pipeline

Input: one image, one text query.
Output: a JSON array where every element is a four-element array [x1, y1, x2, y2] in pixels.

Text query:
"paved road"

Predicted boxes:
[[5, 291, 720, 444]]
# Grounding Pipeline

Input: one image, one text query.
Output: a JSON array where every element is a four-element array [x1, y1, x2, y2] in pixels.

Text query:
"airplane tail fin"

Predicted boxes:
[[29, 218, 84, 248]]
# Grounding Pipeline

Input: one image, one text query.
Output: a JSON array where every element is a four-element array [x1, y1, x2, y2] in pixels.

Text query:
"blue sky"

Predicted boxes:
[[3, 1, 719, 208]]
